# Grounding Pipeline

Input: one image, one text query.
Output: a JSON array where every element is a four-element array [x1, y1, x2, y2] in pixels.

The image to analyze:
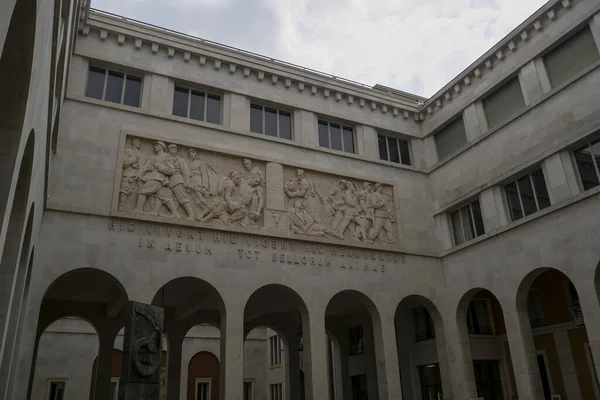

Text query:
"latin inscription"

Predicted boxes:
[[109, 218, 406, 274]]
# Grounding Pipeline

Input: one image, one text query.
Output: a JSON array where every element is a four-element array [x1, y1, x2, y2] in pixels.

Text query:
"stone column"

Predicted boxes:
[[282, 324, 301, 400], [95, 322, 119, 400], [220, 303, 244, 400], [395, 312, 416, 400], [442, 315, 478, 399], [165, 329, 185, 400], [372, 316, 403, 400], [363, 322, 379, 400], [502, 303, 545, 400], [554, 330, 582, 400], [303, 308, 329, 400], [265, 162, 287, 230]]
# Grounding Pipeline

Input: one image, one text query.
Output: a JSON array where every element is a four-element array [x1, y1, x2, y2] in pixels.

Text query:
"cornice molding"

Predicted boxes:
[[82, 9, 424, 122], [420, 0, 577, 120]]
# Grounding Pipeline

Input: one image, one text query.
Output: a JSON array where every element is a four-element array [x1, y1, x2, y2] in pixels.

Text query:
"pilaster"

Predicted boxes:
[[518, 60, 545, 105], [146, 73, 171, 114], [360, 125, 379, 160], [434, 213, 452, 251], [372, 316, 403, 400], [463, 102, 486, 141], [67, 54, 88, 97], [303, 307, 329, 400], [554, 330, 582, 400], [542, 152, 573, 204], [480, 187, 503, 232], [220, 302, 244, 400], [226, 93, 250, 132], [293, 110, 317, 147], [442, 314, 478, 400]]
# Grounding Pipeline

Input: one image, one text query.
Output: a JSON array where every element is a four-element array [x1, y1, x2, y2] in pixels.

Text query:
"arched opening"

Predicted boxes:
[[187, 351, 220, 400], [151, 277, 225, 400], [395, 295, 449, 400], [517, 268, 598, 400], [28, 268, 129, 400], [456, 288, 517, 400], [0, 204, 34, 397], [0, 131, 34, 355], [325, 290, 382, 400], [0, 0, 37, 227], [244, 284, 309, 400]]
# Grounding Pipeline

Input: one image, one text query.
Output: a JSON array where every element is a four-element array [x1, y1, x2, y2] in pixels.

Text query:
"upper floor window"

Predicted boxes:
[[573, 138, 600, 191], [269, 335, 281, 366], [467, 298, 493, 335], [47, 380, 66, 400], [412, 306, 435, 342], [544, 26, 600, 89], [378, 133, 411, 165], [318, 120, 355, 153], [348, 325, 364, 355], [504, 168, 550, 222], [450, 200, 485, 246], [250, 104, 292, 140], [482, 77, 526, 130], [85, 66, 142, 107], [243, 381, 254, 400], [434, 117, 467, 162], [172, 85, 221, 124]]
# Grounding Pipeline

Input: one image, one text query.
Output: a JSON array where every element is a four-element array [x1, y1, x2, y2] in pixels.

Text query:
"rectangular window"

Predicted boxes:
[[243, 381, 254, 400], [269, 335, 281, 366], [269, 383, 283, 400], [449, 200, 485, 246], [412, 306, 435, 342], [172, 85, 221, 124], [544, 27, 600, 89], [47, 380, 66, 400], [528, 288, 546, 328], [351, 374, 368, 400], [250, 104, 292, 140], [348, 325, 364, 355], [467, 298, 493, 335], [504, 168, 550, 222], [377, 133, 411, 165], [195, 379, 211, 400], [418, 364, 443, 400], [318, 120, 355, 153], [85, 66, 142, 107], [473, 360, 503, 400], [573, 138, 600, 191], [483, 77, 526, 129], [111, 379, 119, 400], [434, 117, 467, 161]]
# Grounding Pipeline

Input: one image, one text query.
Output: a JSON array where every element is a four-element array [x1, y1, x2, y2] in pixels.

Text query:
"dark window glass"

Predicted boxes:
[[418, 364, 443, 400], [574, 142, 600, 191], [250, 105, 263, 134], [413, 307, 435, 341], [517, 175, 537, 216], [537, 355, 552, 400], [531, 169, 550, 210], [279, 111, 292, 140], [190, 90, 206, 121], [505, 182, 523, 221], [473, 360, 503, 400], [50, 382, 65, 400], [388, 136, 400, 163], [451, 210, 464, 245], [123, 75, 142, 107], [86, 66, 105, 99], [173, 86, 189, 117], [330, 123, 342, 151], [399, 139, 411, 166], [318, 121, 330, 148], [348, 325, 364, 355], [243, 382, 252, 400], [461, 206, 475, 241], [435, 117, 467, 161], [105, 70, 124, 103], [472, 201, 485, 236], [264, 107, 278, 137], [351, 374, 368, 400], [378, 134, 388, 161], [483, 77, 526, 129], [206, 94, 221, 124], [342, 127, 354, 153]]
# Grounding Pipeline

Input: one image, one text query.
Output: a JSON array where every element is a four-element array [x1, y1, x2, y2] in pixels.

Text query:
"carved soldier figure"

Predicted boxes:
[[132, 141, 179, 217], [368, 183, 395, 243], [167, 144, 195, 220], [241, 158, 264, 187], [200, 171, 249, 226], [118, 137, 142, 211], [239, 158, 264, 222], [187, 148, 212, 216], [289, 199, 330, 237], [333, 180, 369, 242]]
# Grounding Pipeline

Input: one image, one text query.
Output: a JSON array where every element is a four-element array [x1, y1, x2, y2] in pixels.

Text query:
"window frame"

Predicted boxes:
[[110, 378, 119, 400], [269, 335, 282, 366], [269, 383, 283, 400], [377, 132, 412, 166], [243, 379, 255, 400], [449, 199, 485, 246], [172, 83, 223, 124], [481, 75, 526, 130], [503, 168, 550, 222], [195, 378, 212, 400], [250, 103, 293, 140], [572, 138, 600, 192], [433, 116, 468, 162], [85, 64, 143, 107], [317, 118, 356, 154], [46, 378, 68, 400]]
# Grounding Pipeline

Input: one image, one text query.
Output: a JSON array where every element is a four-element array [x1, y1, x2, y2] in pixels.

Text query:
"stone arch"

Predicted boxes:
[[187, 351, 220, 400], [0, 0, 37, 229], [0, 130, 34, 352]]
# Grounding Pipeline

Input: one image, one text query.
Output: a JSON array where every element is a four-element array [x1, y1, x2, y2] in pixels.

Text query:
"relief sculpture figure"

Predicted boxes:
[[289, 200, 331, 237], [131, 304, 161, 377], [240, 158, 264, 222], [368, 183, 395, 243], [200, 170, 252, 227], [187, 148, 212, 215], [132, 141, 179, 217], [167, 144, 195, 221], [118, 137, 141, 211]]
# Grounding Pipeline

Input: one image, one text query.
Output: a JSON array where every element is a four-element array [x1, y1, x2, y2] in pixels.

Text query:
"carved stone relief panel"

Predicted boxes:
[[283, 167, 397, 245], [115, 135, 266, 228]]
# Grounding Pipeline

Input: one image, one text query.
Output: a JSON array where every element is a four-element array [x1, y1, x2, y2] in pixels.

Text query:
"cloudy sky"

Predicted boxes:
[[91, 0, 548, 98]]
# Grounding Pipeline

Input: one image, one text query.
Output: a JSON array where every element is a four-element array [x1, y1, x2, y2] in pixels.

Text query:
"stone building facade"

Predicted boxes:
[[2, 0, 600, 399]]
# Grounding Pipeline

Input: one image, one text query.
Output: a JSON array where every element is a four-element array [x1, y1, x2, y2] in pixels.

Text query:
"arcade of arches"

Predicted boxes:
[[28, 264, 600, 400]]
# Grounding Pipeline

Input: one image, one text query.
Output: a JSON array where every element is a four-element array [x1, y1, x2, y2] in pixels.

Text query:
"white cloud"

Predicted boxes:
[[91, 0, 548, 97]]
